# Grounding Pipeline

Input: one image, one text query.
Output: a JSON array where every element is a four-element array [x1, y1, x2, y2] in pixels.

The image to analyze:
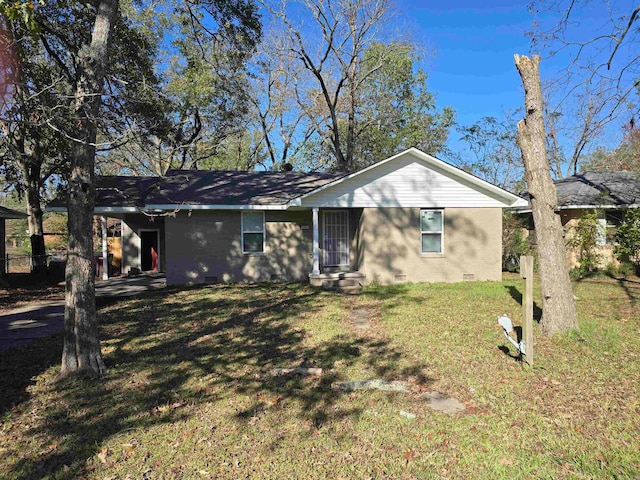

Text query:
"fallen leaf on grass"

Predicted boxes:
[[183, 427, 197, 439], [122, 443, 136, 459], [97, 447, 109, 464], [404, 448, 417, 462]]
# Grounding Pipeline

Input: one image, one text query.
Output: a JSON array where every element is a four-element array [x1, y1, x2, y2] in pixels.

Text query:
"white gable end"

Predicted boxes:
[[300, 152, 513, 208]]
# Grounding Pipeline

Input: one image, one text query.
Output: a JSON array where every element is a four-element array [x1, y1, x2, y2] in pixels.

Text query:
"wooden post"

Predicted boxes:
[[101, 216, 109, 280], [520, 255, 534, 365]]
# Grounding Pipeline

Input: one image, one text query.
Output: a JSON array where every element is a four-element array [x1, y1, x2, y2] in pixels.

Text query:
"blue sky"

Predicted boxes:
[[397, 0, 637, 163], [400, 1, 534, 154], [408, 2, 532, 121]]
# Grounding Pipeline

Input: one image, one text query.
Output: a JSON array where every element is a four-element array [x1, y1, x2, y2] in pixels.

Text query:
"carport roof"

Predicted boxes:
[[0, 206, 27, 219]]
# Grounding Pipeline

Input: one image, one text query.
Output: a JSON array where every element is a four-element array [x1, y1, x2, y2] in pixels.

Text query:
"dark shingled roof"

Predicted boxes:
[[0, 205, 27, 218], [147, 170, 344, 206], [518, 171, 640, 208], [554, 171, 640, 207], [50, 170, 345, 209]]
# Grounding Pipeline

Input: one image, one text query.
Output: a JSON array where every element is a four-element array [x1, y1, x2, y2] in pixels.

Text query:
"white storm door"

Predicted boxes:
[[323, 210, 349, 267]]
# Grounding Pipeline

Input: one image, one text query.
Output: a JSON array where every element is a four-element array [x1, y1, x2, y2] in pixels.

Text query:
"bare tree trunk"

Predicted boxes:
[[61, 0, 117, 378], [18, 158, 47, 273], [514, 54, 578, 335]]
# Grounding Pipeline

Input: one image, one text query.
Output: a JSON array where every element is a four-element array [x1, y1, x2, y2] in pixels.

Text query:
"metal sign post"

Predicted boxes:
[[519, 255, 534, 365]]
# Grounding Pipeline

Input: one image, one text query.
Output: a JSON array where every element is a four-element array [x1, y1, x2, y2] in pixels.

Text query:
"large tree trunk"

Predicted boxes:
[[514, 54, 578, 335], [61, 0, 118, 378], [18, 158, 47, 273]]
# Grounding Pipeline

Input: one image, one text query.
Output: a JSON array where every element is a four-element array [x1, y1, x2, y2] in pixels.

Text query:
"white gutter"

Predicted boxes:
[[47, 206, 142, 213], [145, 204, 290, 211], [514, 204, 640, 213]]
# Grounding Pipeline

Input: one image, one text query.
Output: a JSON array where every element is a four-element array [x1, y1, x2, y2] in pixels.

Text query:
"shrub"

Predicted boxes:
[[614, 208, 640, 274], [568, 211, 603, 278], [502, 211, 531, 272]]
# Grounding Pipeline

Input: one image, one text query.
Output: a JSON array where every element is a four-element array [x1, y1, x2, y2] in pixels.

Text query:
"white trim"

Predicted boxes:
[[289, 148, 528, 208], [241, 211, 265, 254], [420, 209, 444, 255], [322, 210, 350, 267], [147, 204, 289, 211], [49, 204, 289, 214], [514, 204, 640, 214], [138, 229, 160, 272], [95, 207, 141, 213], [312, 208, 320, 275], [47, 206, 141, 213], [101, 216, 109, 280]]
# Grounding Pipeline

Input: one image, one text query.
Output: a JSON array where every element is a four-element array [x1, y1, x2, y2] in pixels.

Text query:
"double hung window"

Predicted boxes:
[[242, 211, 265, 254], [420, 209, 443, 254]]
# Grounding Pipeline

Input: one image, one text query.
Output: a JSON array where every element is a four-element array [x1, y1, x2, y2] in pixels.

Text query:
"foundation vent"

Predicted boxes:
[[394, 274, 407, 283], [204, 276, 218, 284], [463, 273, 475, 281]]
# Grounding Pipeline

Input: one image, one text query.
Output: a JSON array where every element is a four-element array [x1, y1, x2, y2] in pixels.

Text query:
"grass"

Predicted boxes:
[[0, 275, 639, 479]]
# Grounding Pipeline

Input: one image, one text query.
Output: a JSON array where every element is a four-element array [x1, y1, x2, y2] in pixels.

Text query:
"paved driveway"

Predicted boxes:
[[0, 274, 166, 350]]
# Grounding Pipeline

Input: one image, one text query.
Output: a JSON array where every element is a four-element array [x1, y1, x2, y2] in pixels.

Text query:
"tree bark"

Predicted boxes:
[[61, 0, 118, 378], [514, 54, 578, 335], [17, 158, 47, 273]]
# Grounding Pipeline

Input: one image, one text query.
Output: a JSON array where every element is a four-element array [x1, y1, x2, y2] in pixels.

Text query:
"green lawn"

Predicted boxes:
[[1, 275, 639, 479]]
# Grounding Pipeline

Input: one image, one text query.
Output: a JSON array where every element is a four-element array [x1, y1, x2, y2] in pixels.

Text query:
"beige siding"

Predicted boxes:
[[121, 214, 166, 274], [165, 210, 312, 285], [357, 207, 502, 284], [301, 152, 509, 208]]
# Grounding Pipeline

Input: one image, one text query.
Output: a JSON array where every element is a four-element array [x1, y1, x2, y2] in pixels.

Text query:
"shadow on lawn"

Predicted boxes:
[[613, 276, 640, 305], [505, 285, 543, 322], [5, 282, 432, 479]]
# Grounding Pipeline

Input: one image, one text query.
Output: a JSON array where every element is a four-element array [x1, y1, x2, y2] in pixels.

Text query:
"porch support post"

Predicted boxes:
[[312, 207, 320, 275], [101, 215, 109, 280]]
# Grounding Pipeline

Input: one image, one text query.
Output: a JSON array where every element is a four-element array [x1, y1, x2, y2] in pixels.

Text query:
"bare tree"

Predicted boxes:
[[514, 54, 578, 336], [264, 0, 397, 172], [458, 114, 524, 191], [532, 0, 640, 175], [248, 37, 317, 170], [544, 81, 621, 178]]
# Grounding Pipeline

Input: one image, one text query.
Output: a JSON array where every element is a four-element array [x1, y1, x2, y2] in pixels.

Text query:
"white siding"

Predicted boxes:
[[301, 153, 510, 208]]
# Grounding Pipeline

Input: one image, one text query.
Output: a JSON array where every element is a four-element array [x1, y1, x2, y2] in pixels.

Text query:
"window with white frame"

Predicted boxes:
[[242, 211, 265, 254], [420, 209, 443, 254]]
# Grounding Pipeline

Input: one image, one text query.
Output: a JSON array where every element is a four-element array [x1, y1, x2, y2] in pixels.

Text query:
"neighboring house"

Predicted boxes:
[[0, 206, 28, 275], [519, 171, 640, 267], [50, 148, 527, 286]]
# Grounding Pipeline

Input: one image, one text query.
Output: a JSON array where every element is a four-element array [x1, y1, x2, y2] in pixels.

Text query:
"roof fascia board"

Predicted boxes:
[[559, 204, 640, 210], [46, 206, 142, 214], [290, 147, 527, 207], [49, 204, 291, 213], [145, 204, 290, 211], [513, 204, 640, 213]]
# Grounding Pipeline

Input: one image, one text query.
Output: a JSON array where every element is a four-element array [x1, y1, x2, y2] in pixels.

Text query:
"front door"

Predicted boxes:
[[140, 230, 159, 272], [323, 210, 349, 267]]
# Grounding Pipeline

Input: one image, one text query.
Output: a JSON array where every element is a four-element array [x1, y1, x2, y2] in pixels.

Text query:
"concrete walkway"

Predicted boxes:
[[0, 274, 166, 350]]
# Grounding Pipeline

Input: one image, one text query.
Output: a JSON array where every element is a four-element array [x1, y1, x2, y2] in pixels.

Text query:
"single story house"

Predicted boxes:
[[518, 170, 640, 267], [0, 205, 28, 275], [51, 148, 528, 286]]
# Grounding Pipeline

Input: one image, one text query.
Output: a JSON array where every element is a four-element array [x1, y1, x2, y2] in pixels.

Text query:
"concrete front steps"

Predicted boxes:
[[309, 271, 366, 294]]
